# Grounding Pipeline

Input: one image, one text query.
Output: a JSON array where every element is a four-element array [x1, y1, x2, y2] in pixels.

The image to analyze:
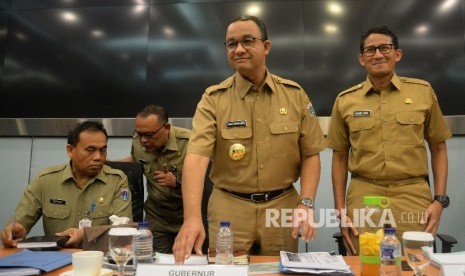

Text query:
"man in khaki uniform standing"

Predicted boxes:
[[327, 26, 451, 255], [173, 15, 325, 262], [119, 104, 191, 253], [1, 121, 132, 248]]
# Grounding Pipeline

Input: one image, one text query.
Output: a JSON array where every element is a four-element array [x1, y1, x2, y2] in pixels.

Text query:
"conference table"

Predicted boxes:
[[0, 247, 440, 275]]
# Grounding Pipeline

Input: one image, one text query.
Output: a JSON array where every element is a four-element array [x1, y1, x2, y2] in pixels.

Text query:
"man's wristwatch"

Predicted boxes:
[[297, 198, 314, 209], [433, 195, 450, 208]]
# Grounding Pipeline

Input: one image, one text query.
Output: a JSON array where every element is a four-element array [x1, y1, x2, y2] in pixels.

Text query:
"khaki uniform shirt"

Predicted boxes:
[[131, 126, 190, 233], [327, 74, 452, 180], [188, 71, 326, 193], [15, 163, 132, 236]]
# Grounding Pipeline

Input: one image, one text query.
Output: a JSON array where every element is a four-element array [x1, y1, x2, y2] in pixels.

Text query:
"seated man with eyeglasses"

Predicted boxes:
[[326, 25, 451, 255], [119, 104, 191, 253]]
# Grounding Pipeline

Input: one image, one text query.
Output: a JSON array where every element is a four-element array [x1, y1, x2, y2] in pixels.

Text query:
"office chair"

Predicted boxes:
[[332, 231, 457, 254], [105, 161, 145, 222]]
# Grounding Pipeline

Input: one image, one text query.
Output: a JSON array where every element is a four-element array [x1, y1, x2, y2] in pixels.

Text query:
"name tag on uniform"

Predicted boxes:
[[353, 110, 371, 117], [79, 218, 92, 229], [50, 199, 66, 205], [226, 120, 247, 128]]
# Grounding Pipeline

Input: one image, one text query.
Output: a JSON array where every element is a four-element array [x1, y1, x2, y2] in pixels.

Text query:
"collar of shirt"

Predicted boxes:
[[234, 70, 274, 99], [363, 73, 401, 96], [61, 161, 108, 186], [163, 126, 180, 153]]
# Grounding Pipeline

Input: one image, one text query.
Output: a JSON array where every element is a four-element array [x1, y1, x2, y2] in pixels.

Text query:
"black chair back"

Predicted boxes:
[[105, 161, 145, 222]]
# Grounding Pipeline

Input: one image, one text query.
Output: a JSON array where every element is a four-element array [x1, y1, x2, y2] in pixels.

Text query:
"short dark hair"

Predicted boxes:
[[67, 121, 108, 146], [137, 104, 169, 125], [359, 25, 399, 53], [230, 15, 268, 40]]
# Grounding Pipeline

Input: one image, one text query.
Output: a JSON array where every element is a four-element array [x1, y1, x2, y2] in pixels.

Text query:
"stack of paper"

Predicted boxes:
[[279, 251, 353, 275], [0, 268, 40, 276]]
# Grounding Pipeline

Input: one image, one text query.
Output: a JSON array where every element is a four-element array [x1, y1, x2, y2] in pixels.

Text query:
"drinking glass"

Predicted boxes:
[[108, 227, 137, 276], [402, 231, 434, 276]]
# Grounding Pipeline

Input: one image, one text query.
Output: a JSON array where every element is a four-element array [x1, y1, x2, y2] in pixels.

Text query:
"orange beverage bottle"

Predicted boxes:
[[359, 196, 390, 276], [361, 262, 380, 276]]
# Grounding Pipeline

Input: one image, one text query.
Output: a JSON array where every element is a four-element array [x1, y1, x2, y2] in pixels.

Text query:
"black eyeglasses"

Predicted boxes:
[[224, 37, 263, 52], [362, 44, 394, 57], [135, 123, 166, 140]]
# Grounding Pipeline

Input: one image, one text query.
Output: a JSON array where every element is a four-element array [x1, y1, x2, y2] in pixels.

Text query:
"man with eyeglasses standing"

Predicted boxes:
[[327, 25, 451, 255], [173, 15, 325, 263], [120, 104, 191, 253]]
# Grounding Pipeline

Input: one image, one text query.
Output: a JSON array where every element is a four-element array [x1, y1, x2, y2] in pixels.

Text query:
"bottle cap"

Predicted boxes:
[[362, 196, 390, 208], [138, 221, 149, 229], [384, 227, 396, 235], [220, 221, 230, 227]]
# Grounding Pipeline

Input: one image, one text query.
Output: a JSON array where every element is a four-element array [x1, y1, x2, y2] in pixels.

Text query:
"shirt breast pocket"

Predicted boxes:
[[220, 127, 252, 163], [269, 121, 299, 157], [347, 117, 376, 148], [395, 111, 425, 145], [90, 205, 113, 225], [43, 206, 70, 220]]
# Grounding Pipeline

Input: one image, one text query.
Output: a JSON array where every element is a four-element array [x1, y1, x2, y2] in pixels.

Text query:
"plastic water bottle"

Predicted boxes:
[[215, 221, 234, 265], [135, 221, 153, 264], [380, 227, 402, 276]]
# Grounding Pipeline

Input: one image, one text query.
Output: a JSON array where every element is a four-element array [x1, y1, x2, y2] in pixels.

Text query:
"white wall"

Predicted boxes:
[[1, 136, 464, 252]]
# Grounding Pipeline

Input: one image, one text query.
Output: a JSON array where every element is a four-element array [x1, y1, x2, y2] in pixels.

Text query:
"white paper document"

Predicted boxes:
[[279, 251, 353, 275], [431, 251, 465, 276], [155, 253, 208, 265], [0, 268, 40, 276]]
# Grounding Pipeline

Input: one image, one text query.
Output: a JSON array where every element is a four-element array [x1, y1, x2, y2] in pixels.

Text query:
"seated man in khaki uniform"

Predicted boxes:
[[1, 121, 133, 248]]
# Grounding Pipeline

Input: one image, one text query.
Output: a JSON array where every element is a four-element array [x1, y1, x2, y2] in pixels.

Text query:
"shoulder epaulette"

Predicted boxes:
[[339, 82, 364, 97], [38, 164, 67, 177], [272, 75, 302, 89], [399, 77, 431, 87], [174, 127, 191, 139], [205, 76, 233, 95], [102, 165, 126, 177]]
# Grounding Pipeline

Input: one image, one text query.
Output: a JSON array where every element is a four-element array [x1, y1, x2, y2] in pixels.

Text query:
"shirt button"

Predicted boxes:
[[234, 133, 239, 138], [409, 118, 413, 122], [384, 118, 388, 122], [382, 100, 386, 104], [259, 165, 264, 169], [257, 141, 263, 146], [283, 127, 288, 131], [257, 118, 262, 123]]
